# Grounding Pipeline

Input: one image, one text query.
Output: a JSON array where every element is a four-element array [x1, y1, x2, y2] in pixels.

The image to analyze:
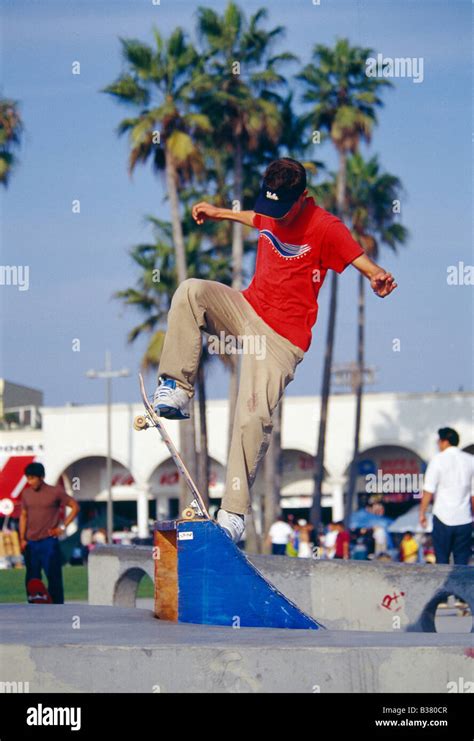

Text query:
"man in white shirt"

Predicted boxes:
[[420, 427, 474, 565], [266, 516, 294, 555], [323, 522, 338, 559]]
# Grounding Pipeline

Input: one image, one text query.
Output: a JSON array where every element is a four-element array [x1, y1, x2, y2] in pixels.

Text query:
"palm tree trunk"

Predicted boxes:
[[182, 411, 198, 514], [196, 361, 210, 510], [310, 270, 338, 528], [165, 148, 198, 513], [227, 356, 239, 455], [244, 509, 261, 554], [165, 149, 188, 286], [310, 149, 346, 530], [231, 137, 244, 291], [227, 137, 244, 455], [345, 272, 365, 527], [336, 149, 347, 215], [263, 399, 283, 552]]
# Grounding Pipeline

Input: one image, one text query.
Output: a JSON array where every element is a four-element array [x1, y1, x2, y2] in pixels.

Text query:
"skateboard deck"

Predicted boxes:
[[27, 577, 52, 604], [134, 374, 210, 520]]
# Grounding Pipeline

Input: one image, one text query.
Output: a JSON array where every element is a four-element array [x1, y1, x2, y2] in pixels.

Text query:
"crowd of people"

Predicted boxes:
[[266, 427, 473, 565], [266, 517, 453, 564]]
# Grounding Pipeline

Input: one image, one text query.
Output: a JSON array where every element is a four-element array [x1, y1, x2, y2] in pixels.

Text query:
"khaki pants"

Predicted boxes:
[[158, 278, 305, 514]]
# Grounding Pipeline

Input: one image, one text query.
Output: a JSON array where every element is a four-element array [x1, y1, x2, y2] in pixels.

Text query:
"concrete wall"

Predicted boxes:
[[88, 545, 473, 633]]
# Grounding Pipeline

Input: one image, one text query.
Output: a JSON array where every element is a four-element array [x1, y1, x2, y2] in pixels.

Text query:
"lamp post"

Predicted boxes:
[[86, 351, 130, 543], [332, 362, 377, 526]]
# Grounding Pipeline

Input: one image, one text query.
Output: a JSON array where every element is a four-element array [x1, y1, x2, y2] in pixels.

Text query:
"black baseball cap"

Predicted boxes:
[[254, 177, 307, 219]]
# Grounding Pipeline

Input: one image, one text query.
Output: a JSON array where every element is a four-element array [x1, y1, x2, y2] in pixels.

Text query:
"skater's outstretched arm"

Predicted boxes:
[[321, 221, 397, 298], [192, 201, 255, 228], [351, 253, 397, 298]]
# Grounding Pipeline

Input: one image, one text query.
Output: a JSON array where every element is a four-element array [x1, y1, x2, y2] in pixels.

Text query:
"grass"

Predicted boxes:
[[0, 565, 154, 603]]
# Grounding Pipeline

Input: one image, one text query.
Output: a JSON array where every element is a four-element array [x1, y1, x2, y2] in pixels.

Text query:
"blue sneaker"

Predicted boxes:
[[153, 377, 190, 420]]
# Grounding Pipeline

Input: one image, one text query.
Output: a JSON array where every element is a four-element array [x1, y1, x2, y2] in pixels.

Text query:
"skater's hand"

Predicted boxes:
[[20, 538, 28, 552], [192, 201, 221, 224], [419, 512, 427, 529], [370, 270, 397, 298]]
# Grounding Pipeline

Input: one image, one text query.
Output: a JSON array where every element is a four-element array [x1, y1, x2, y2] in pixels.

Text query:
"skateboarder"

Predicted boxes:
[[153, 158, 397, 542], [20, 462, 80, 603]]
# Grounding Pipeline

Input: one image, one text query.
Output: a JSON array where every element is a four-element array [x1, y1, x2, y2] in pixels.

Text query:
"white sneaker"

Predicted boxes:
[[153, 376, 190, 420], [217, 509, 245, 544]]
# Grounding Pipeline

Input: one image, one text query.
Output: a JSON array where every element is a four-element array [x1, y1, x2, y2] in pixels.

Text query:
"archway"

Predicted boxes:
[[60, 456, 143, 537], [114, 566, 154, 609]]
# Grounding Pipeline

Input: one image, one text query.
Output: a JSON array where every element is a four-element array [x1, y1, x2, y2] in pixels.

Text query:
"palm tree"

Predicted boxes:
[[102, 27, 212, 509], [196, 2, 294, 286], [298, 39, 392, 529], [116, 210, 234, 511], [115, 218, 183, 368], [343, 153, 408, 525], [0, 98, 23, 187], [195, 3, 296, 457]]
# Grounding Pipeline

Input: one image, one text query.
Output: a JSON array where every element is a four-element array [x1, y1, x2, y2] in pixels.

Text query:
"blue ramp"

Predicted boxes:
[[176, 520, 325, 630]]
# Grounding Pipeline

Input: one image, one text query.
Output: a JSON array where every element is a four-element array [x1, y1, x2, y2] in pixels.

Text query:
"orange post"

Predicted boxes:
[[154, 523, 178, 621]]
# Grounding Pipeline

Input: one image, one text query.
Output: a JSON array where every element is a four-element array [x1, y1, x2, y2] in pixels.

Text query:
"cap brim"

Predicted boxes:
[[253, 191, 295, 219]]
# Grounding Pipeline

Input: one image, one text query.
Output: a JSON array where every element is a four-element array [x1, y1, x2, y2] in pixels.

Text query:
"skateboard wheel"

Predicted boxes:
[[182, 507, 195, 520], [133, 415, 148, 431]]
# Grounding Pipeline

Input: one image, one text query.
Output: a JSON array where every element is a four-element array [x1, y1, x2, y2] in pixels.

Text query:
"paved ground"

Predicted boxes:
[[133, 599, 472, 633], [2, 603, 472, 648], [1, 604, 472, 693]]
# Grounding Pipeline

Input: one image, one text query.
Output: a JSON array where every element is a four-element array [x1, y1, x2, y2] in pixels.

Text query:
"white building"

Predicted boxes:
[[1, 389, 472, 536]]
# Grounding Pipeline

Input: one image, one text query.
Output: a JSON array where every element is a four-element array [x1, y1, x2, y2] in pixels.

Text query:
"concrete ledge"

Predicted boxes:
[[1, 605, 472, 693], [88, 545, 474, 632], [250, 555, 474, 632]]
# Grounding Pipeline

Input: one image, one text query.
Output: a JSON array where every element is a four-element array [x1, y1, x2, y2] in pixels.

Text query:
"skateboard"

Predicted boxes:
[[27, 577, 52, 604], [134, 373, 210, 521]]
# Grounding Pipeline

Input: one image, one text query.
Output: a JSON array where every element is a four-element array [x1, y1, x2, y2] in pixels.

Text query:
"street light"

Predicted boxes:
[[86, 351, 130, 543], [331, 362, 377, 392]]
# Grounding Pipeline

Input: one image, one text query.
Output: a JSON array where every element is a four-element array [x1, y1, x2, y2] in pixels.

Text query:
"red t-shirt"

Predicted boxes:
[[335, 530, 351, 558], [21, 482, 70, 541], [241, 197, 364, 352]]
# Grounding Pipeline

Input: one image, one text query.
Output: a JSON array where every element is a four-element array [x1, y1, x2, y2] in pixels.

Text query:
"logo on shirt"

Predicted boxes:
[[260, 230, 311, 260]]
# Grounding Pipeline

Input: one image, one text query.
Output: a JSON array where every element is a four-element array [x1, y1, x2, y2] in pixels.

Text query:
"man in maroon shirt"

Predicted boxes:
[[334, 522, 351, 560], [20, 462, 80, 603], [152, 158, 397, 542]]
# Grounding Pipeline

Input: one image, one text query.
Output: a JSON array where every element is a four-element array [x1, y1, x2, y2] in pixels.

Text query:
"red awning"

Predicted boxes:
[[0, 456, 35, 517]]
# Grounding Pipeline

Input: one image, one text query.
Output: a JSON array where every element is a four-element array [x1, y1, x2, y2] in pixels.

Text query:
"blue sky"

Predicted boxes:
[[0, 0, 472, 406]]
